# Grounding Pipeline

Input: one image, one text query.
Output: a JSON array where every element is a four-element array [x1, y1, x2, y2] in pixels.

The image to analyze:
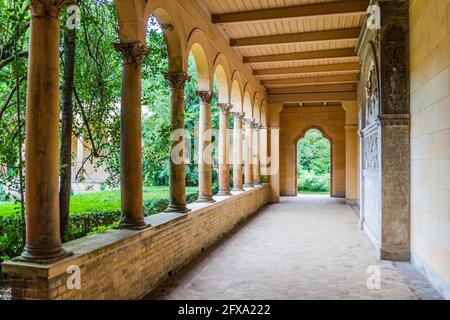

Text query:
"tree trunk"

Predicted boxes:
[[59, 28, 76, 239]]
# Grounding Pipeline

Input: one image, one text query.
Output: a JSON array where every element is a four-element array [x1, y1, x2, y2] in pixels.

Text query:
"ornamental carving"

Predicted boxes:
[[217, 103, 233, 115], [364, 64, 380, 126], [381, 23, 408, 114], [364, 133, 379, 171], [30, 0, 74, 17], [232, 112, 245, 121], [196, 91, 215, 104], [165, 72, 191, 90], [114, 42, 149, 65]]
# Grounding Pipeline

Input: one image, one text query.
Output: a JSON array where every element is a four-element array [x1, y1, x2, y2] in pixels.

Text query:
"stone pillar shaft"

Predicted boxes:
[[218, 103, 232, 196], [232, 112, 245, 191], [196, 91, 215, 203], [115, 42, 149, 229], [252, 124, 261, 185], [244, 119, 254, 187], [165, 72, 191, 213], [21, 1, 71, 262]]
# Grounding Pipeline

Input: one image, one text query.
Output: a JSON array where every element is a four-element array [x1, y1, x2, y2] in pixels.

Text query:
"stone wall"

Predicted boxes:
[[409, 0, 450, 299], [2, 185, 271, 300], [279, 106, 346, 197]]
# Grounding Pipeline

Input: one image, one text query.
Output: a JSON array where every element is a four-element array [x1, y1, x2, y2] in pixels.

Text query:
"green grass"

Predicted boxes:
[[0, 186, 198, 217], [298, 191, 330, 195]]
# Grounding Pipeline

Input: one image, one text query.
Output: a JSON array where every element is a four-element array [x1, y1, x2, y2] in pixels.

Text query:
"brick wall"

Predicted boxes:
[[2, 185, 271, 300]]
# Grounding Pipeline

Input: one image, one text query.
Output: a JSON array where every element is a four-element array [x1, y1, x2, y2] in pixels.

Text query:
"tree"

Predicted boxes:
[[298, 129, 331, 175], [59, 26, 76, 239]]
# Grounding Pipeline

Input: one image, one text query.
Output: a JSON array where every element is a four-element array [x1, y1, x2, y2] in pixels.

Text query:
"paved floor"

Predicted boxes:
[[145, 196, 442, 300]]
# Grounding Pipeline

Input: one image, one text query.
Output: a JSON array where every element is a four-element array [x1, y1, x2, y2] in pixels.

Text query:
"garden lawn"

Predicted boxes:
[[0, 186, 198, 217]]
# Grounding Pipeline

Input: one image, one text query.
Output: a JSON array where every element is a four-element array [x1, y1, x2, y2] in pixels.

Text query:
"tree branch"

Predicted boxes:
[[0, 51, 28, 70]]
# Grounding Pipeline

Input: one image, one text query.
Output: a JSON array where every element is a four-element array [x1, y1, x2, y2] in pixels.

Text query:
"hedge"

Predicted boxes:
[[0, 190, 199, 280]]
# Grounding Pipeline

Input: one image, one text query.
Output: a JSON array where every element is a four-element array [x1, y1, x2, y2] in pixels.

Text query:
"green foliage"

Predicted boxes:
[[297, 171, 330, 193], [297, 129, 331, 193], [0, 187, 199, 279]]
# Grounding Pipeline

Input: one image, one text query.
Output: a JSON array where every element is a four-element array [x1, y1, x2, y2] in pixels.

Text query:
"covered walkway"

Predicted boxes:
[[146, 196, 441, 300]]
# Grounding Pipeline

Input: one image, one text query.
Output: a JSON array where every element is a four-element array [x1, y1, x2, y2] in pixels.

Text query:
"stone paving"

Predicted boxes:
[[145, 196, 442, 300]]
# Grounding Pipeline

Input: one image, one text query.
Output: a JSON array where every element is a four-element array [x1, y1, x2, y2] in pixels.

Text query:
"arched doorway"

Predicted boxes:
[[295, 127, 333, 196]]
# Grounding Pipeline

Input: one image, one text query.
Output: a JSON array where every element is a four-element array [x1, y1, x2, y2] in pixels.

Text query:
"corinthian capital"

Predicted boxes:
[[217, 103, 233, 115], [232, 112, 245, 121], [114, 42, 149, 65], [30, 0, 75, 17], [165, 72, 191, 90], [196, 91, 215, 104]]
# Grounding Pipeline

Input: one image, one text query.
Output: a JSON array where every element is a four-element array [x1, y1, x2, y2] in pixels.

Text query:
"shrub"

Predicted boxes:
[[0, 189, 199, 280], [298, 171, 330, 193]]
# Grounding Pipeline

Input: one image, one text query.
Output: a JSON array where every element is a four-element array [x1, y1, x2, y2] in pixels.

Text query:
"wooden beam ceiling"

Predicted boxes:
[[230, 28, 360, 47], [268, 91, 357, 103], [261, 74, 358, 86], [212, 0, 368, 24], [267, 83, 357, 94], [253, 62, 359, 76], [243, 48, 357, 64]]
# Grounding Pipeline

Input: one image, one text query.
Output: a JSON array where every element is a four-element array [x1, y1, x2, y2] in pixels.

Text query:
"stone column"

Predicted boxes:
[[232, 112, 245, 191], [243, 118, 254, 188], [217, 103, 233, 196], [165, 72, 191, 213], [196, 91, 215, 203], [115, 42, 149, 229], [21, 0, 72, 261], [259, 126, 268, 183], [252, 123, 261, 185], [342, 101, 359, 205]]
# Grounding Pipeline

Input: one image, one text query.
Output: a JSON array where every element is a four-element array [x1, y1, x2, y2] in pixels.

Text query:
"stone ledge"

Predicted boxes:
[[2, 184, 271, 300]]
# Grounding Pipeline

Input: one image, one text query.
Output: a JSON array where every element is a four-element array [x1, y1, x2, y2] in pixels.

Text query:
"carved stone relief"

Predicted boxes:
[[381, 23, 408, 114], [364, 64, 380, 127], [364, 133, 379, 171]]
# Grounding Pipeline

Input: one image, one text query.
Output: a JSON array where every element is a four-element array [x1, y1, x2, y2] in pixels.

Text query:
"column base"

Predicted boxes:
[[20, 245, 73, 264], [232, 186, 244, 192], [243, 184, 254, 188], [196, 196, 216, 203], [253, 182, 261, 186], [164, 205, 191, 214], [380, 247, 411, 262], [217, 190, 232, 197], [118, 220, 151, 230]]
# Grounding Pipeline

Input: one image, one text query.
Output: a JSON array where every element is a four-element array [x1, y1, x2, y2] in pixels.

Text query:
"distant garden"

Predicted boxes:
[[297, 129, 331, 194]]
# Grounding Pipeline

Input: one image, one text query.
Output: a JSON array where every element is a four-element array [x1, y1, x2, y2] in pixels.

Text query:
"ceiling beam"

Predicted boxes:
[[212, 0, 368, 24], [267, 83, 358, 94], [243, 48, 357, 64], [230, 28, 361, 47], [254, 62, 359, 76], [261, 74, 358, 86], [268, 91, 357, 103]]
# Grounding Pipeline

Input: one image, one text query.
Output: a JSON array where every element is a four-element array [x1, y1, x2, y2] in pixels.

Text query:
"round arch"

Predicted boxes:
[[144, 2, 187, 72], [230, 80, 242, 112], [294, 126, 334, 196], [253, 93, 262, 124], [260, 100, 268, 126], [212, 54, 232, 103], [243, 90, 253, 119], [187, 29, 213, 91]]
